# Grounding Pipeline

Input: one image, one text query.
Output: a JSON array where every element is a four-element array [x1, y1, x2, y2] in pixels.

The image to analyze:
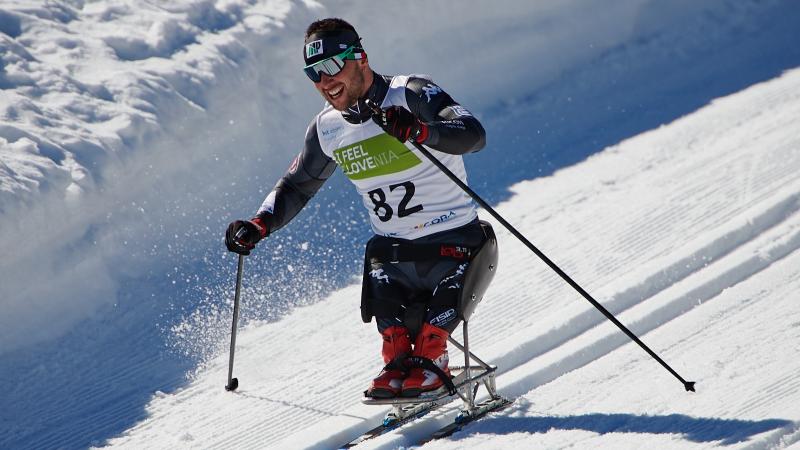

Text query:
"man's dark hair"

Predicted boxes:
[[305, 18, 358, 40]]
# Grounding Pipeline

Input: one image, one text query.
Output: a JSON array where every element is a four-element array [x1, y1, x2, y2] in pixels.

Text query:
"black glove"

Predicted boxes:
[[372, 105, 429, 144], [225, 218, 267, 255]]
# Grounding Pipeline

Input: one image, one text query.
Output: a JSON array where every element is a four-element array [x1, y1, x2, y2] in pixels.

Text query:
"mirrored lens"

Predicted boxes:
[[304, 55, 346, 82], [304, 66, 322, 82], [304, 46, 356, 82]]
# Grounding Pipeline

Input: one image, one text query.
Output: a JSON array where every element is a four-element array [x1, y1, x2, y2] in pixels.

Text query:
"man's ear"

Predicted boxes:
[[357, 58, 370, 74]]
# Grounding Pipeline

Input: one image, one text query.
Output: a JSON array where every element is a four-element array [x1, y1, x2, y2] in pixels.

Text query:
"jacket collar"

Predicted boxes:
[[342, 72, 390, 124]]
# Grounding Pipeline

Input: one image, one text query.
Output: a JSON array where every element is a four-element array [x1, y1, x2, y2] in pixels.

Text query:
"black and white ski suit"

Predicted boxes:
[[255, 72, 489, 333]]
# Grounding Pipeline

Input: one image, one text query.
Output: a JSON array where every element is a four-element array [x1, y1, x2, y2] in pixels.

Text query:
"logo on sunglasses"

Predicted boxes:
[[306, 40, 323, 58]]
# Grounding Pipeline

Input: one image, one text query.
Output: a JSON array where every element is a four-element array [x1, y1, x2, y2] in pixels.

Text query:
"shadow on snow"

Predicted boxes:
[[459, 412, 794, 445]]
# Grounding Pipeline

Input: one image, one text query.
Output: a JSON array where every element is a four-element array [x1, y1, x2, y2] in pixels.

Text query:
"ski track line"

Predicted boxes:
[[506, 247, 800, 450], [106, 327, 378, 448], [209, 389, 363, 448], [194, 325, 380, 448], [479, 142, 800, 350], [15, 349, 171, 450], [370, 171, 800, 447], [315, 160, 800, 449], [737, 374, 800, 418], [304, 72, 798, 447], [367, 193, 800, 450], [487, 181, 800, 378], [744, 371, 800, 412], [497, 203, 800, 400], [350, 136, 800, 447], [277, 180, 800, 449]]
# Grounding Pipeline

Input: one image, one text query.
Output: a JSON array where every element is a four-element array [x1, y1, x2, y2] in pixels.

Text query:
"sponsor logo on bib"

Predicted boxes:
[[414, 210, 457, 230], [333, 133, 422, 180]]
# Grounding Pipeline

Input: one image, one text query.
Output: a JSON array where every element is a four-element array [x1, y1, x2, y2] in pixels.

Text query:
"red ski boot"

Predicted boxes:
[[401, 323, 451, 397], [365, 326, 412, 398]]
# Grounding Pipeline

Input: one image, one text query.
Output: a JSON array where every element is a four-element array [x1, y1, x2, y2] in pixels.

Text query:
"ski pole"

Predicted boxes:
[[410, 140, 696, 392], [225, 252, 245, 391]]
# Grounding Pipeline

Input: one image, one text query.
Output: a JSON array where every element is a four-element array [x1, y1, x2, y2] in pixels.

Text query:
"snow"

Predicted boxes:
[[126, 66, 800, 450], [2, 0, 800, 449]]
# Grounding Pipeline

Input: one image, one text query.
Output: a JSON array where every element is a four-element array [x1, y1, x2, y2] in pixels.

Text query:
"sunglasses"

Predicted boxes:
[[303, 45, 361, 83]]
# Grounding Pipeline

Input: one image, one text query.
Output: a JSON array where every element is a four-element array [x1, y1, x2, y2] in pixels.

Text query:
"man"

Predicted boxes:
[[225, 18, 493, 398]]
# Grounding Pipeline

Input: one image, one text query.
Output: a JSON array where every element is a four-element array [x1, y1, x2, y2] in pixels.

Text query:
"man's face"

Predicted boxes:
[[313, 59, 367, 111]]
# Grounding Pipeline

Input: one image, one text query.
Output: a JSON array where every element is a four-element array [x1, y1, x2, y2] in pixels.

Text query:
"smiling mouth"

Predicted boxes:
[[327, 86, 344, 100]]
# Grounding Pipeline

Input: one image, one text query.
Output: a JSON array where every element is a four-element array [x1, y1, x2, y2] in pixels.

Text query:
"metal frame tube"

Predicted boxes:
[[448, 336, 492, 370], [462, 321, 474, 410]]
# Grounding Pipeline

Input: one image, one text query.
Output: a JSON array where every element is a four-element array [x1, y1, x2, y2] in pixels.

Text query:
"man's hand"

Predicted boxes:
[[225, 218, 268, 255], [372, 105, 429, 144]]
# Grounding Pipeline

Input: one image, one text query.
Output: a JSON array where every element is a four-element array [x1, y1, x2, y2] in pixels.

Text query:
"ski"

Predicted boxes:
[[340, 369, 475, 448], [421, 396, 514, 444], [343, 365, 484, 445], [339, 400, 444, 449]]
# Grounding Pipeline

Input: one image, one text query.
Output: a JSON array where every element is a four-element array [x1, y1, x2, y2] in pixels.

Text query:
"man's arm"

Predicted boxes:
[[255, 120, 337, 234], [404, 77, 486, 155]]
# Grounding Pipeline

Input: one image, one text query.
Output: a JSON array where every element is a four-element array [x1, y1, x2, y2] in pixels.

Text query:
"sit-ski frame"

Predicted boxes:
[[362, 321, 508, 424]]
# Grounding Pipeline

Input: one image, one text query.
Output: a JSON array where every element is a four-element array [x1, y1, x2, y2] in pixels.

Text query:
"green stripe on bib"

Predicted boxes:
[[332, 133, 422, 180]]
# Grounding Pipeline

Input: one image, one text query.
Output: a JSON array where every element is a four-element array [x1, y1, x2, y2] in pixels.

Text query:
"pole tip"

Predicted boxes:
[[225, 377, 239, 391], [685, 381, 696, 392]]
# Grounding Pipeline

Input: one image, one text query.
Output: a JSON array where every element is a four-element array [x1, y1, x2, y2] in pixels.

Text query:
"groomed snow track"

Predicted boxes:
[[106, 66, 800, 449]]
